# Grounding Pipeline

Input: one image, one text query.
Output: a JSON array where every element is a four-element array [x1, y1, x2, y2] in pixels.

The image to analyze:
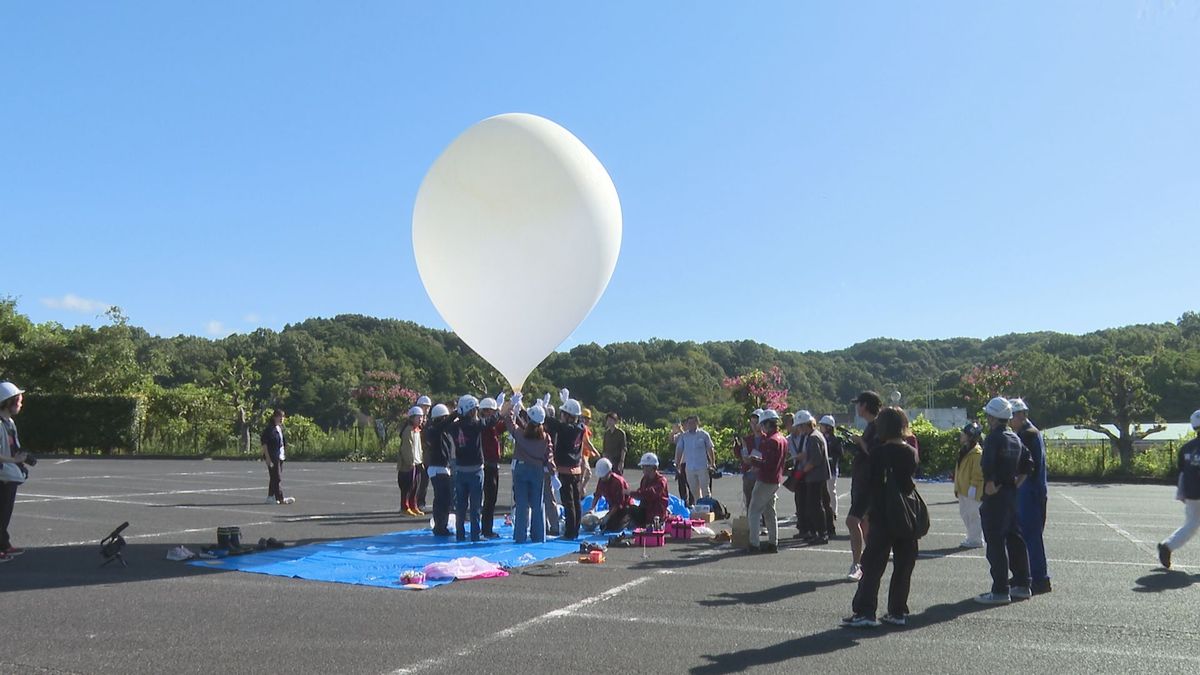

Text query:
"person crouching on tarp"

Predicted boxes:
[[587, 458, 631, 532], [627, 453, 669, 528]]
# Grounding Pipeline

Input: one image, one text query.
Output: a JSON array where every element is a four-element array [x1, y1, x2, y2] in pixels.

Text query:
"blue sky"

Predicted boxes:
[[3, 2, 1197, 353]]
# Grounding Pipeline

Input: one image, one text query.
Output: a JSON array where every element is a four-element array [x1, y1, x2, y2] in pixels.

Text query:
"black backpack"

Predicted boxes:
[[883, 464, 930, 540]]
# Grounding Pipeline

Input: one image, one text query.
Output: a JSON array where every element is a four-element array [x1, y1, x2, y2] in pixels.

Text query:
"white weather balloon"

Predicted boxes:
[[412, 113, 622, 391]]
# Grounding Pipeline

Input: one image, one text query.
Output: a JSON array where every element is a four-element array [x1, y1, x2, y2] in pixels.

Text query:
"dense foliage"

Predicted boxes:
[[2, 298, 1199, 471]]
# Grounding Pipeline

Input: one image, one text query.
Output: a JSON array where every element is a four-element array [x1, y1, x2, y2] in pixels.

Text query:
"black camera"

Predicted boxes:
[[21, 454, 36, 467]]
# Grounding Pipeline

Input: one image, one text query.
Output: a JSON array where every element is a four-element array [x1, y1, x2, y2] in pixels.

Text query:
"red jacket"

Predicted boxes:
[[593, 473, 630, 512], [631, 471, 669, 523], [755, 432, 788, 484], [481, 416, 505, 464]]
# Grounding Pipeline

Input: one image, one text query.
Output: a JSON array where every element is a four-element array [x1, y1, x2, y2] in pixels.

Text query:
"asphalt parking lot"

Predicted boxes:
[[1, 458, 1197, 674]]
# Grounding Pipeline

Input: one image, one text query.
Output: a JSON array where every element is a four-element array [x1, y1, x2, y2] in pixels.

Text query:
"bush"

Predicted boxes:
[[19, 393, 145, 453], [910, 415, 961, 477]]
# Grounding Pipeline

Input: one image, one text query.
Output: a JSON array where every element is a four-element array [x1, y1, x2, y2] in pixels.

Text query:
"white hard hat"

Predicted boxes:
[[527, 406, 546, 425], [0, 382, 25, 402], [751, 408, 764, 419], [793, 410, 815, 426], [406, 406, 424, 417], [984, 396, 1013, 420], [1009, 398, 1029, 413], [416, 395, 432, 407], [479, 397, 498, 411], [639, 452, 659, 467], [457, 395, 478, 415], [758, 409, 780, 423], [819, 415, 836, 427], [595, 457, 613, 478], [561, 399, 582, 417], [430, 403, 450, 419], [1191, 409, 1200, 430]]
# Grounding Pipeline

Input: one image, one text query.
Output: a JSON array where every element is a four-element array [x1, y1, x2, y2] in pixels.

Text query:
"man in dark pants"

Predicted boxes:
[[449, 395, 488, 542], [975, 397, 1033, 605], [260, 409, 295, 505], [603, 412, 627, 475], [478, 397, 505, 539], [1010, 397, 1051, 594], [422, 404, 456, 536], [544, 396, 588, 540]]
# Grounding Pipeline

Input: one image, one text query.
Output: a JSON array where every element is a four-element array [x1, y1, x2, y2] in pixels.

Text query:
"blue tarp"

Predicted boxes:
[[580, 493, 690, 517], [189, 519, 607, 590]]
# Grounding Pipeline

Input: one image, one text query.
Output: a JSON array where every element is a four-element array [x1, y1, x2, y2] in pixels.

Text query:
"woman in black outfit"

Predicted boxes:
[[842, 406, 920, 628]]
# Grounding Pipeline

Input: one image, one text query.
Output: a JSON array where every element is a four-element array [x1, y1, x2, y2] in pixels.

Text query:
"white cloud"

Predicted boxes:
[[205, 320, 227, 336], [243, 313, 261, 324], [40, 293, 111, 313]]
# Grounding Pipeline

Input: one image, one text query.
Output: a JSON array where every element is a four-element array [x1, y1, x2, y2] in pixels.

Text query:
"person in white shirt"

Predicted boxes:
[[674, 416, 715, 501]]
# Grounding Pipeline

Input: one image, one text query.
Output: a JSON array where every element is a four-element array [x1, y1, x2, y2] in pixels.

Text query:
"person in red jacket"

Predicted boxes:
[[478, 397, 506, 539], [587, 458, 631, 532], [748, 409, 788, 553], [627, 452, 669, 527]]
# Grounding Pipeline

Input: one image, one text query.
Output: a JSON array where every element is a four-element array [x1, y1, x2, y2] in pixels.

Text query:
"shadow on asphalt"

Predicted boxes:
[[699, 578, 845, 607], [1133, 570, 1198, 592], [629, 541, 742, 571], [690, 597, 995, 674], [918, 545, 975, 559]]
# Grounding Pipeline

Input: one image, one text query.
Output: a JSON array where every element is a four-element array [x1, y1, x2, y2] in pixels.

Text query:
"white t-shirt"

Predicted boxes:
[[675, 429, 714, 469]]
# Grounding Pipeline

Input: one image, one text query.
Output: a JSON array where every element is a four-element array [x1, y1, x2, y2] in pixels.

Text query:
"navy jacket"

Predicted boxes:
[[544, 417, 586, 469], [422, 416, 456, 468], [981, 425, 1030, 491], [449, 416, 487, 468], [260, 424, 286, 458], [1178, 437, 1200, 501]]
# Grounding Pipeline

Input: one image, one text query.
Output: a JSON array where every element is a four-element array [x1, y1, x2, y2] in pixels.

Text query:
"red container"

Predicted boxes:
[[634, 528, 666, 547]]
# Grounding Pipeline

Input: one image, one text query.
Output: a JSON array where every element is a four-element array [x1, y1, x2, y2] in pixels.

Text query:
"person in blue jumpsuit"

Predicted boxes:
[[1010, 397, 1050, 595]]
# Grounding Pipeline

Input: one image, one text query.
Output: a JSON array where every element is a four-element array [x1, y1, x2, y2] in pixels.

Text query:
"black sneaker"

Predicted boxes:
[[432, 528, 453, 537], [1158, 543, 1172, 569], [481, 532, 501, 540], [760, 542, 779, 554], [880, 613, 906, 626], [1032, 579, 1053, 595]]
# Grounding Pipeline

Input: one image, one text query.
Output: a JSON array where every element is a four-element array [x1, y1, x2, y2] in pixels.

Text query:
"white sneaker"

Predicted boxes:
[[265, 496, 279, 504], [847, 564, 863, 581], [281, 497, 296, 505], [974, 592, 1011, 605]]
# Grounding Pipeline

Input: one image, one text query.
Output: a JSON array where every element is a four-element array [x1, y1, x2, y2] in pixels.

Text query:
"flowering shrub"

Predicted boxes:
[[722, 366, 789, 417], [958, 364, 1016, 418]]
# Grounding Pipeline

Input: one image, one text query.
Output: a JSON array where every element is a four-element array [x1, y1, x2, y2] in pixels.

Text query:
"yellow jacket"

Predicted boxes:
[[954, 444, 984, 501]]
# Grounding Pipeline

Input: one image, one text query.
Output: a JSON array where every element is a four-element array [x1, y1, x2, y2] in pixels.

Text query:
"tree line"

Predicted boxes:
[[2, 298, 1198, 469]]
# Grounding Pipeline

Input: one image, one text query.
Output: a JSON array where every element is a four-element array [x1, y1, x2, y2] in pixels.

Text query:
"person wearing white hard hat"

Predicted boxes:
[[397, 405, 426, 516], [626, 452, 669, 527], [588, 457, 632, 532], [819, 415, 842, 537], [415, 395, 433, 416], [500, 394, 556, 543], [975, 396, 1034, 605], [543, 389, 588, 540], [0, 382, 29, 561], [259, 408, 295, 505], [1157, 409, 1200, 570], [1008, 398, 1051, 594], [747, 409, 788, 554], [675, 415, 716, 503], [786, 415, 811, 539], [422, 403, 456, 536], [478, 396, 507, 539], [447, 395, 489, 542]]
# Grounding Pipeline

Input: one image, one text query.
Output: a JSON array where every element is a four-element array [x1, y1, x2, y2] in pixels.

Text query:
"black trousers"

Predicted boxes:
[[677, 471, 693, 507], [0, 481, 19, 549], [414, 463, 429, 509], [602, 507, 631, 533], [805, 481, 828, 537], [430, 473, 454, 534], [559, 473, 583, 539], [794, 482, 809, 533], [823, 482, 836, 535], [852, 521, 918, 618], [266, 457, 285, 501], [981, 488, 1031, 593], [482, 463, 500, 534]]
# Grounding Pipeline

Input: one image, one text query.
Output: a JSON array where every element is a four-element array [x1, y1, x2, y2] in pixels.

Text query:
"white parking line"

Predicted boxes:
[[1059, 491, 1154, 555]]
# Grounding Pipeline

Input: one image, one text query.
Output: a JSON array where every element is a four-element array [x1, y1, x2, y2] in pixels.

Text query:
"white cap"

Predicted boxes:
[[430, 403, 450, 419], [1191, 410, 1200, 429], [758, 409, 780, 423], [561, 399, 582, 417], [457, 395, 478, 415], [479, 397, 498, 411], [527, 406, 546, 424], [819, 415, 836, 427], [984, 396, 1013, 420], [639, 452, 659, 467], [1009, 398, 1029, 413], [416, 395, 432, 407], [793, 410, 815, 426], [751, 408, 764, 419], [406, 406, 424, 417], [0, 382, 25, 402], [595, 457, 612, 478]]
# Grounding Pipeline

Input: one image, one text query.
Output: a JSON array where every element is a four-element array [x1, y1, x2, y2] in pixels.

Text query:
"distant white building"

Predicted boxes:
[[1043, 423, 1197, 449], [850, 407, 968, 431]]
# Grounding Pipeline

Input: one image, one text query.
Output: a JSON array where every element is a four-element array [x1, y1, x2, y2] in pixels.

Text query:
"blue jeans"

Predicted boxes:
[[981, 488, 1030, 594], [1017, 485, 1049, 585], [512, 461, 546, 543], [454, 468, 484, 541]]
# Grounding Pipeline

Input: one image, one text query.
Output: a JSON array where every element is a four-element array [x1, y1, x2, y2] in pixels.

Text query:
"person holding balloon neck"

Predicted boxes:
[[542, 389, 590, 540], [422, 403, 457, 537], [448, 395, 491, 543], [477, 395, 508, 540], [499, 393, 556, 543]]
